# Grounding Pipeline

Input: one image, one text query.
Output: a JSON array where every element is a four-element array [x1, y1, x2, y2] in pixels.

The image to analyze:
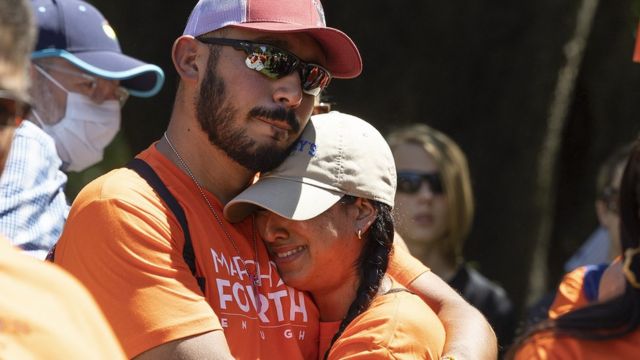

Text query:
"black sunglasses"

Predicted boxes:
[[196, 37, 332, 96], [397, 171, 444, 195], [0, 90, 31, 127]]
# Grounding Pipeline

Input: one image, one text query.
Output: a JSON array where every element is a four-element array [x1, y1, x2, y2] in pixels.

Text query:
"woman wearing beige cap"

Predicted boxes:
[[224, 112, 445, 359]]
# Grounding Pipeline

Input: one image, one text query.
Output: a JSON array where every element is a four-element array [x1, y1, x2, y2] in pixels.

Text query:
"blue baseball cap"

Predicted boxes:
[[31, 0, 164, 97]]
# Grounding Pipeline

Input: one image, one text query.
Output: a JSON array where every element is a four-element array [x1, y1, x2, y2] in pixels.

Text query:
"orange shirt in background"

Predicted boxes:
[[548, 266, 590, 319], [54, 144, 428, 359], [514, 330, 640, 360], [0, 237, 125, 359], [548, 263, 609, 319]]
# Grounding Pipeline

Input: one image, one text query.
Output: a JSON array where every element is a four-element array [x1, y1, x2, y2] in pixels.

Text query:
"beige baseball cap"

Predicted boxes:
[[224, 111, 396, 222]]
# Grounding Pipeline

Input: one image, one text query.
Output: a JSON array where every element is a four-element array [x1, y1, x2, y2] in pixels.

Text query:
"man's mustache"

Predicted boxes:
[[249, 107, 300, 133]]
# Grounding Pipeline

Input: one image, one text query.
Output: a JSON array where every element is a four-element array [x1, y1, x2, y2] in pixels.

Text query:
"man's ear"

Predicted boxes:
[[172, 35, 202, 82], [354, 198, 378, 234]]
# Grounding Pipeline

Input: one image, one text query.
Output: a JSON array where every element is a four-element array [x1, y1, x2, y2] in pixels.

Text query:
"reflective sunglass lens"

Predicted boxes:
[[247, 43, 330, 95], [301, 66, 331, 96], [198, 38, 333, 96], [246, 45, 298, 80]]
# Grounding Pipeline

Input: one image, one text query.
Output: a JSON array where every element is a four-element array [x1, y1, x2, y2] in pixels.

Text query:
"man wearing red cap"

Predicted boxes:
[[53, 1, 496, 359]]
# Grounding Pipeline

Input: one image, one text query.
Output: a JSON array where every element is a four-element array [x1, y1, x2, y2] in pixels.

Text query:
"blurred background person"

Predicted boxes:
[[225, 112, 445, 359], [0, 0, 164, 259], [564, 143, 631, 272], [544, 143, 632, 321], [524, 143, 633, 326], [387, 123, 516, 350], [509, 138, 640, 360], [0, 0, 125, 358]]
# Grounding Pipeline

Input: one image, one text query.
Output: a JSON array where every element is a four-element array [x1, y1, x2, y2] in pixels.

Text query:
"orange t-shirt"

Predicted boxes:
[[0, 237, 125, 359], [548, 266, 590, 319], [548, 263, 609, 319], [54, 144, 428, 359], [388, 245, 430, 285], [319, 283, 445, 359], [514, 329, 640, 359]]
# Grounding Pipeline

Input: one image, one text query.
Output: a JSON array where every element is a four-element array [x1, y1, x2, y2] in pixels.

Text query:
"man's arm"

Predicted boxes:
[[389, 235, 497, 360], [407, 271, 498, 360], [134, 331, 234, 360]]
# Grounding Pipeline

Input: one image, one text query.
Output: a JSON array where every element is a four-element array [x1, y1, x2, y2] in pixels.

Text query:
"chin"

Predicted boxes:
[[280, 273, 311, 291]]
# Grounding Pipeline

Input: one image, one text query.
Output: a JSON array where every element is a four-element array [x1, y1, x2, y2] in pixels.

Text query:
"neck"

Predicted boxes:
[[158, 109, 255, 204], [312, 276, 360, 322]]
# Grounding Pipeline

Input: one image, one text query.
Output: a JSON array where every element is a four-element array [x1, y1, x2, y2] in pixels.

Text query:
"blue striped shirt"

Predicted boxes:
[[0, 121, 69, 259]]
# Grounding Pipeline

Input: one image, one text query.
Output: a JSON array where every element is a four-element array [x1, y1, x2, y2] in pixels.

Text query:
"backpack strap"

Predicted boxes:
[[126, 158, 206, 293]]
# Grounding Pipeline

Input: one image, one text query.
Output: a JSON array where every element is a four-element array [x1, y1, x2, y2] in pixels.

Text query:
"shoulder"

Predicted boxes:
[[3, 122, 63, 179], [72, 146, 174, 213], [0, 239, 126, 359], [12, 121, 58, 157], [515, 329, 640, 360], [14, 121, 53, 145], [58, 159, 179, 265], [549, 266, 593, 319], [71, 163, 163, 216], [331, 290, 445, 359], [1, 237, 87, 294]]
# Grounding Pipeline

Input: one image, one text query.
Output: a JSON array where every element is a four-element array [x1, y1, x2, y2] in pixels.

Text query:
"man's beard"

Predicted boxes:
[[195, 48, 301, 173]]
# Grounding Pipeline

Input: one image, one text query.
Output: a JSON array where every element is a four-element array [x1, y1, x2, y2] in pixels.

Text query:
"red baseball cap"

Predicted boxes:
[[182, 0, 362, 79]]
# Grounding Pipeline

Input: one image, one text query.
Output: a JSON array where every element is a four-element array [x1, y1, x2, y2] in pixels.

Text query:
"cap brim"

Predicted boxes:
[[229, 23, 362, 79], [224, 176, 344, 223], [32, 49, 165, 97]]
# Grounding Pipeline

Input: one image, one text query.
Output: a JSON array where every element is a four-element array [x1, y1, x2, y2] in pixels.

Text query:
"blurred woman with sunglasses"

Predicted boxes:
[[508, 139, 640, 359], [387, 123, 516, 349]]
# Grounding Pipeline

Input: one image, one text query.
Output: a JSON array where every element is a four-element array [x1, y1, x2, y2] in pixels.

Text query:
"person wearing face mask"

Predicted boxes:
[[0, 0, 164, 259]]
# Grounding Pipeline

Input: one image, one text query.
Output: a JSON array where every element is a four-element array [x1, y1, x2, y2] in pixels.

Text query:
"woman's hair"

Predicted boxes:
[[387, 123, 474, 265], [323, 195, 395, 360], [507, 140, 640, 358]]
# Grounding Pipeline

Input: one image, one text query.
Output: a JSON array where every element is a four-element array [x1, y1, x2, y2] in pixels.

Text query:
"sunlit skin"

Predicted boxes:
[[256, 200, 372, 321], [392, 143, 449, 262], [29, 57, 122, 125]]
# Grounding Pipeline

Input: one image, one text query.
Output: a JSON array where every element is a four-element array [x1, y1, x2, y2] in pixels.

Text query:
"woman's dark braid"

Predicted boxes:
[[323, 199, 395, 360]]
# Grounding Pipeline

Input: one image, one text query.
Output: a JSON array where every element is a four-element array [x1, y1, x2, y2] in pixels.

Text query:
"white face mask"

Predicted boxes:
[[33, 65, 121, 172]]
